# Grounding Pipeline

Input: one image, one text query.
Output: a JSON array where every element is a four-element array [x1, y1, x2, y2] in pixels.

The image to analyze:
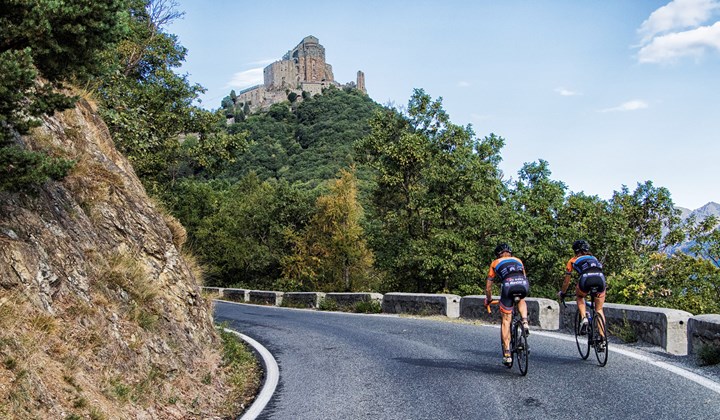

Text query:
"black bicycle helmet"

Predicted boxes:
[[494, 243, 512, 257], [572, 240, 590, 253]]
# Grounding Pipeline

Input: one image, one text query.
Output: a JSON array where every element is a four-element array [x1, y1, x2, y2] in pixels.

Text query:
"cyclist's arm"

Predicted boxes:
[[560, 273, 571, 294], [485, 277, 494, 300]]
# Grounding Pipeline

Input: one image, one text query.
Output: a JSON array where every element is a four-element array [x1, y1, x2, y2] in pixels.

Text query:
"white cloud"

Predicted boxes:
[[457, 81, 471, 87], [226, 67, 264, 89], [600, 100, 649, 112], [251, 59, 275, 65], [638, 20, 720, 63], [555, 87, 580, 96], [638, 0, 720, 43]]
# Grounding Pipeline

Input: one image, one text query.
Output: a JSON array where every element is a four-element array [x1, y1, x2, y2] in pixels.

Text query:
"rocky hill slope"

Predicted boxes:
[[0, 100, 244, 418]]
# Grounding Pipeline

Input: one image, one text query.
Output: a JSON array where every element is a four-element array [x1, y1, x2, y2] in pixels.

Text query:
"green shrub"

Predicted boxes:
[[696, 343, 720, 366], [318, 298, 338, 311], [352, 300, 381, 314]]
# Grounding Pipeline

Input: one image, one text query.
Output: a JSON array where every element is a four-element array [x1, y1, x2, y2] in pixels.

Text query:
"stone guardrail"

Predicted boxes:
[[688, 314, 720, 355], [248, 290, 284, 306], [201, 287, 223, 296], [325, 292, 383, 310], [559, 301, 692, 355], [221, 288, 249, 302], [460, 296, 559, 330], [203, 287, 719, 356], [284, 292, 326, 308], [381, 293, 460, 318]]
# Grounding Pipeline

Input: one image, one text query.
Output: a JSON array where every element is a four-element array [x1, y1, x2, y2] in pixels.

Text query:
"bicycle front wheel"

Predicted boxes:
[[593, 314, 608, 367], [515, 323, 529, 376], [575, 310, 590, 360]]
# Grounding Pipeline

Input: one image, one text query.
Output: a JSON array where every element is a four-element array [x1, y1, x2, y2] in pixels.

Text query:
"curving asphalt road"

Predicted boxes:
[[215, 301, 720, 420]]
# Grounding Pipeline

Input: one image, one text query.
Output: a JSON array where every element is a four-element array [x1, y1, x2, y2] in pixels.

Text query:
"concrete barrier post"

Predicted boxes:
[[222, 288, 249, 302], [560, 301, 691, 355], [381, 293, 461, 318], [687, 314, 720, 356], [248, 290, 284, 306], [284, 292, 326, 308], [201, 286, 223, 296]]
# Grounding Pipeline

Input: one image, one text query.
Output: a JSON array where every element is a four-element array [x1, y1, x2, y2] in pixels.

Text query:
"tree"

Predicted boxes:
[[505, 160, 567, 291], [357, 89, 506, 293], [282, 168, 374, 291], [610, 181, 683, 255], [96, 0, 244, 192], [1, 0, 131, 191], [686, 215, 720, 267]]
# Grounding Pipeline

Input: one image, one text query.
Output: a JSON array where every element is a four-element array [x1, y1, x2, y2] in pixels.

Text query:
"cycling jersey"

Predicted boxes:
[[488, 256, 530, 314], [566, 255, 606, 297]]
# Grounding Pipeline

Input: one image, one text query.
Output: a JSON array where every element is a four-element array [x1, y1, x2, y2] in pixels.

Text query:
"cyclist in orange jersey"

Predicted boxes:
[[485, 243, 530, 366], [558, 240, 607, 346]]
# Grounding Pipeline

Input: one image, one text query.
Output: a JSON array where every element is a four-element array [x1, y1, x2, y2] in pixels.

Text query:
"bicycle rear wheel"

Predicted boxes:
[[593, 314, 608, 367], [575, 310, 590, 359], [515, 323, 529, 376]]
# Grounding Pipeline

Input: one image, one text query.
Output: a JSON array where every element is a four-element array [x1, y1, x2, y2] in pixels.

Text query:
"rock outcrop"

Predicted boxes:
[[0, 100, 243, 418]]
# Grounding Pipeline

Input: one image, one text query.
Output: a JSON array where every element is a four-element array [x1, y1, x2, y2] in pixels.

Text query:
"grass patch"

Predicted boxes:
[[352, 300, 381, 314], [317, 298, 338, 311], [696, 343, 720, 366], [218, 326, 261, 416]]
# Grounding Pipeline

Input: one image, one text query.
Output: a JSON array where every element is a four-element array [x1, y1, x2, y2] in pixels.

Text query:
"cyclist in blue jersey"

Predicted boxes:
[[485, 243, 530, 366], [558, 240, 607, 342]]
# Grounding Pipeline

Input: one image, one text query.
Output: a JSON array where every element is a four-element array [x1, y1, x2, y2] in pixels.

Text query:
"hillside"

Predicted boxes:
[[220, 86, 383, 189], [0, 100, 253, 418]]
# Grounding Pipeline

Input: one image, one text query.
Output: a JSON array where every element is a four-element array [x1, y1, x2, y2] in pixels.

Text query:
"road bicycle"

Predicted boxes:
[[486, 295, 529, 376], [561, 287, 608, 367]]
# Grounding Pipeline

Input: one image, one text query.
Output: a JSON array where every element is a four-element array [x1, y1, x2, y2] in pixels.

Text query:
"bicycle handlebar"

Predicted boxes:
[[485, 300, 500, 313]]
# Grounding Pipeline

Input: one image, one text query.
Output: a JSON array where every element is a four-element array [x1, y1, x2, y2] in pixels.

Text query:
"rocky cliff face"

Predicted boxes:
[[0, 100, 239, 418]]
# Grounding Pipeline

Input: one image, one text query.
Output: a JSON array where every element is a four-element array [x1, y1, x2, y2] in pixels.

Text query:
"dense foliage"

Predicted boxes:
[[220, 86, 381, 188], [2, 1, 717, 314], [0, 0, 130, 191]]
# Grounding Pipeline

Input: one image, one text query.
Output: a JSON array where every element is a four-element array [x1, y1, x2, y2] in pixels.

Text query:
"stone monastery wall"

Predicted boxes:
[[236, 35, 365, 112]]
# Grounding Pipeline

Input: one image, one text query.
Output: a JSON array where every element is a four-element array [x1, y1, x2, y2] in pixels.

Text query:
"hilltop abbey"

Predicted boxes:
[[236, 36, 366, 111]]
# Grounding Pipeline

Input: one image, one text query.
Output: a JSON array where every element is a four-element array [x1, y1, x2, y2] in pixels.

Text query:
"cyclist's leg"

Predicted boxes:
[[517, 299, 530, 333], [501, 311, 512, 351], [594, 293, 607, 337], [576, 285, 588, 319]]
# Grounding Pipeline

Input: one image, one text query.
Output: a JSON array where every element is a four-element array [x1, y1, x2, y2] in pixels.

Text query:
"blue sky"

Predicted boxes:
[[169, 0, 720, 210]]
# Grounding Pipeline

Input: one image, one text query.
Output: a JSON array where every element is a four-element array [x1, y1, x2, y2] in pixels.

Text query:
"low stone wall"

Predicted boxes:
[[381, 293, 460, 318], [222, 288, 249, 302], [688, 314, 720, 355], [209, 286, 717, 356], [325, 292, 383, 310], [460, 296, 559, 330], [248, 290, 283, 306], [560, 301, 692, 355], [201, 287, 223, 296], [284, 292, 325, 309]]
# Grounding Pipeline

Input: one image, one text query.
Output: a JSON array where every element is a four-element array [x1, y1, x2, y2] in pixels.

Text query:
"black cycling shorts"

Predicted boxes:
[[578, 272, 606, 296], [499, 277, 529, 314]]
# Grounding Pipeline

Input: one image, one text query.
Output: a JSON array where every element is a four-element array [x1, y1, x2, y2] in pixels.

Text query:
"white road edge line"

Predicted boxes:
[[530, 328, 720, 395], [224, 328, 279, 419]]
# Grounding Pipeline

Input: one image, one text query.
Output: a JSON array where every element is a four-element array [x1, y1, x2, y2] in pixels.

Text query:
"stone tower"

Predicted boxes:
[[357, 70, 366, 94]]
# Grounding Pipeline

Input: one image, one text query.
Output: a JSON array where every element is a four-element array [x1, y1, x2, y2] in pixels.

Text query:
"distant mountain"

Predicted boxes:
[[669, 202, 720, 257], [686, 201, 720, 221]]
